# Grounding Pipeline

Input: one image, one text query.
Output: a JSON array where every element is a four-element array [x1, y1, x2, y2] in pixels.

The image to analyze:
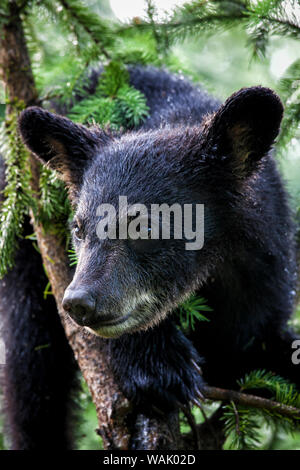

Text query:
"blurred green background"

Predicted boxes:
[[0, 0, 299, 450]]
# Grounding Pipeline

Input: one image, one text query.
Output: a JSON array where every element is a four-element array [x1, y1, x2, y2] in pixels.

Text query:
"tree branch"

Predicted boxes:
[[202, 385, 300, 420], [57, 0, 111, 59]]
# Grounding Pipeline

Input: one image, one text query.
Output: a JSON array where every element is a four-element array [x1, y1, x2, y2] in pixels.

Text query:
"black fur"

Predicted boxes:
[[0, 162, 78, 449], [2, 66, 299, 447]]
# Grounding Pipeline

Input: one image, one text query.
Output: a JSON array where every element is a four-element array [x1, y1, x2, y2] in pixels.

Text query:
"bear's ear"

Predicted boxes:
[[204, 87, 283, 175], [18, 107, 107, 190]]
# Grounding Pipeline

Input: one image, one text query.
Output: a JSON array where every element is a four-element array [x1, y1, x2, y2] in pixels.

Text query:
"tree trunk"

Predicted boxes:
[[0, 1, 182, 450]]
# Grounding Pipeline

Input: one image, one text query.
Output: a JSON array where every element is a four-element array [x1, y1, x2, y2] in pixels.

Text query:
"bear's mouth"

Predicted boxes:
[[85, 312, 131, 331], [84, 294, 162, 338]]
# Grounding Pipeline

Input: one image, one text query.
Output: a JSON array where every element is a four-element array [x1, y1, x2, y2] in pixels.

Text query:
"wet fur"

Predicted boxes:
[[1, 66, 299, 448]]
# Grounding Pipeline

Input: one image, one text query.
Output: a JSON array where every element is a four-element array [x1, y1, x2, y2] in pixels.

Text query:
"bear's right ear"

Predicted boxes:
[[18, 107, 108, 191]]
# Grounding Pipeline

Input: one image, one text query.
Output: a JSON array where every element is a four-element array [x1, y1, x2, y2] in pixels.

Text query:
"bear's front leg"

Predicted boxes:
[[108, 319, 205, 413]]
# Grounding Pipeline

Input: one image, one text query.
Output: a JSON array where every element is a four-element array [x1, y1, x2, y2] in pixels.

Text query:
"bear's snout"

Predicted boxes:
[[62, 288, 97, 327]]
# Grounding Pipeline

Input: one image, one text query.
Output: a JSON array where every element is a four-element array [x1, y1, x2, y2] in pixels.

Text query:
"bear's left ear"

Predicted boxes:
[[18, 107, 109, 191], [204, 86, 283, 175]]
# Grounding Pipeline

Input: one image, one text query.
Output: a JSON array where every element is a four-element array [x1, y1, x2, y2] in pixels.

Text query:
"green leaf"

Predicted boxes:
[[178, 294, 212, 330]]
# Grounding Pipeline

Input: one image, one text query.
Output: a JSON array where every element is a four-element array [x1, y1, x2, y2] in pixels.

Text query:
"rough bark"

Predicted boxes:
[[0, 1, 181, 450]]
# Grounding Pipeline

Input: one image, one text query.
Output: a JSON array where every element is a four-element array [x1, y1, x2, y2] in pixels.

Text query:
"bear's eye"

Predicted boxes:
[[126, 215, 163, 253], [73, 223, 84, 241]]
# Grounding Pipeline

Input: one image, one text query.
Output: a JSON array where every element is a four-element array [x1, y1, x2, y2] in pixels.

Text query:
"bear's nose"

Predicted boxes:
[[62, 288, 97, 326]]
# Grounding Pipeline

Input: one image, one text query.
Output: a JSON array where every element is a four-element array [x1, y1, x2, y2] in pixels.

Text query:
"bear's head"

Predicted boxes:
[[18, 86, 283, 337]]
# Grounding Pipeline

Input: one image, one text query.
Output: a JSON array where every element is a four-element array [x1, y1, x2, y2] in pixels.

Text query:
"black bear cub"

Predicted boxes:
[[2, 66, 299, 449]]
